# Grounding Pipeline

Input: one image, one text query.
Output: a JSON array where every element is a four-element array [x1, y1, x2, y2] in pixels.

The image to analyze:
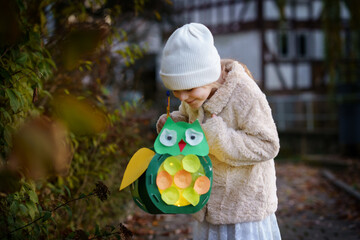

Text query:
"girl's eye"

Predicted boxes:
[[159, 128, 177, 146], [185, 128, 204, 146]]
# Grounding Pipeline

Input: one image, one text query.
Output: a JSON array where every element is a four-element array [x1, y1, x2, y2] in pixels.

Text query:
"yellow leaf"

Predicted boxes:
[[154, 11, 161, 21]]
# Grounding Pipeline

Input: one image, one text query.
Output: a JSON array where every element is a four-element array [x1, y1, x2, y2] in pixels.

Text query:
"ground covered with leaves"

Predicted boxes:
[[276, 161, 360, 240], [122, 160, 360, 240]]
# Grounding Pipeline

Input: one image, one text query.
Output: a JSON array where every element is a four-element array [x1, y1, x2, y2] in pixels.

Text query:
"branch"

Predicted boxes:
[[5, 192, 95, 236], [52, 192, 95, 212], [1, 47, 10, 58]]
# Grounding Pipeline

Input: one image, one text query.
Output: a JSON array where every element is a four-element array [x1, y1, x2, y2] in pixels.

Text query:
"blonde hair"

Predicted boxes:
[[207, 80, 223, 89], [239, 62, 254, 79], [204, 60, 257, 92]]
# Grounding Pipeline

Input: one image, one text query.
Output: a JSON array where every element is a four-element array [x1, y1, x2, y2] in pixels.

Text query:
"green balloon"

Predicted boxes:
[[164, 156, 182, 175], [182, 154, 200, 173], [161, 187, 180, 205], [182, 187, 200, 206]]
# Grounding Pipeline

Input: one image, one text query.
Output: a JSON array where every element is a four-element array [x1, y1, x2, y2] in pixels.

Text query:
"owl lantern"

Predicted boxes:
[[119, 117, 213, 214]]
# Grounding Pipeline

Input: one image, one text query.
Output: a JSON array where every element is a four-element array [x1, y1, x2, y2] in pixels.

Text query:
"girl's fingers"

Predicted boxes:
[[157, 116, 167, 132]]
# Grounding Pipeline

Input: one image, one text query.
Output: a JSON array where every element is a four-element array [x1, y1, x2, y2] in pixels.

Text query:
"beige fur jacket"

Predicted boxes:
[[157, 59, 280, 225]]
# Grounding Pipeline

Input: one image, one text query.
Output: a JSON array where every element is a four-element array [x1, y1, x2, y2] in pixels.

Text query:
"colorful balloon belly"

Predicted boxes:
[[130, 153, 213, 214]]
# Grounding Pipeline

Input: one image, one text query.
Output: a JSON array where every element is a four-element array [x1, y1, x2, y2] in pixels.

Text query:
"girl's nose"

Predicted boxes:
[[176, 91, 188, 101]]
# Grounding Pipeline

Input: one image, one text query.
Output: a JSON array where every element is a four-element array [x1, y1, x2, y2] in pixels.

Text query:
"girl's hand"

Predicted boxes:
[[157, 115, 167, 132]]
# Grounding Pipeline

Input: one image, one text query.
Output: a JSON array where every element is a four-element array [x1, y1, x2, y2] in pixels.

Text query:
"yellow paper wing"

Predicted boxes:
[[119, 148, 155, 191]]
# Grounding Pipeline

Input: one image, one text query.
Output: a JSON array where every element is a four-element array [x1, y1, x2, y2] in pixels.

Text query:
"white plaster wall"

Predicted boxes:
[[214, 31, 261, 80], [265, 30, 278, 55], [264, 0, 280, 20], [297, 64, 311, 88], [296, 3, 309, 20], [313, 30, 324, 59], [340, 1, 350, 20], [312, 1, 322, 20], [265, 63, 294, 90], [284, 5, 293, 19], [222, 4, 231, 24], [243, 1, 257, 21]]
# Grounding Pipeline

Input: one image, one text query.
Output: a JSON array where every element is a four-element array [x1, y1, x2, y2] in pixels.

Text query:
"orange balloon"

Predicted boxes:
[[156, 171, 172, 190], [174, 170, 192, 189], [194, 176, 210, 194]]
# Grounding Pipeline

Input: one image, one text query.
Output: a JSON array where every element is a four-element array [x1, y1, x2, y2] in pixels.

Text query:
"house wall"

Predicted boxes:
[[214, 31, 261, 80]]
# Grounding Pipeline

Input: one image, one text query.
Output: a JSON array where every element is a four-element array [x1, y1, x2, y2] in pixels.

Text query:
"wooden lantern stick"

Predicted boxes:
[[166, 90, 170, 118]]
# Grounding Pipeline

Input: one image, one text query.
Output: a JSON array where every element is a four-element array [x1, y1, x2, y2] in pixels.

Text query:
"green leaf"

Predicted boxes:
[[67, 232, 76, 238], [16, 0, 25, 11], [50, 216, 57, 225], [42, 90, 52, 98], [37, 204, 43, 212], [12, 89, 24, 108], [28, 189, 39, 203], [64, 204, 72, 219], [1, 108, 12, 123], [7, 215, 15, 226], [5, 89, 20, 112], [19, 204, 27, 214], [76, 96, 86, 100], [10, 201, 19, 213], [46, 58, 57, 69], [42, 211, 52, 222], [64, 185, 71, 197], [79, 193, 87, 199], [4, 125, 12, 146], [0, 66, 11, 80], [16, 52, 28, 65], [95, 224, 100, 236], [25, 202, 37, 220]]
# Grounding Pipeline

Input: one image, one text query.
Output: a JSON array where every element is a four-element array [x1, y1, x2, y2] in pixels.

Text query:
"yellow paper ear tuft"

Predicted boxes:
[[119, 148, 155, 190]]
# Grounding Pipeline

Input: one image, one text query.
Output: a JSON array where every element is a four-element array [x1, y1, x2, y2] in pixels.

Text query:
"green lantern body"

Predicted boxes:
[[120, 118, 213, 214], [130, 153, 212, 214]]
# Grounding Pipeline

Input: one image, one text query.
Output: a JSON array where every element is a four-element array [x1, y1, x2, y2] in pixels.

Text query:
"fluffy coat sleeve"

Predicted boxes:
[[201, 70, 280, 166]]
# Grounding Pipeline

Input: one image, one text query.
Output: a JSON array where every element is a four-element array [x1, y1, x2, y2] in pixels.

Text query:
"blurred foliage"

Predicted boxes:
[[322, 0, 360, 85], [0, 0, 171, 238], [323, 0, 360, 80]]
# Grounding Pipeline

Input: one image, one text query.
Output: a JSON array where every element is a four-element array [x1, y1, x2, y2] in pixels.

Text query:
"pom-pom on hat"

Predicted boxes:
[[160, 23, 221, 90]]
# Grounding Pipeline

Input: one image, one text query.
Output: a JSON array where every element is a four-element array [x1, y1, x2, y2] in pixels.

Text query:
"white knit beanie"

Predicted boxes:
[[160, 23, 221, 90]]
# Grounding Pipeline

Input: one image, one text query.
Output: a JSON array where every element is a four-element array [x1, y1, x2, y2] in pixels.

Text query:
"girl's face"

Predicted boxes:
[[173, 85, 214, 109]]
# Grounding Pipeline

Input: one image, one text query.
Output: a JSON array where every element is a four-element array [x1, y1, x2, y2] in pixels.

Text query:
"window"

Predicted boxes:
[[277, 30, 311, 59], [278, 30, 292, 58], [280, 32, 289, 56], [296, 33, 307, 57], [296, 31, 311, 58]]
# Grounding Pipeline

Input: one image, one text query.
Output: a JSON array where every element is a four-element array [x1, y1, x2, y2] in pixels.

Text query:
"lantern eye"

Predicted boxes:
[[185, 128, 203, 146], [159, 128, 177, 146]]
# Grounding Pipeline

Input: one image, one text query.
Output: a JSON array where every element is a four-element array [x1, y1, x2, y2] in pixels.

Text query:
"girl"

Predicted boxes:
[[157, 23, 281, 240]]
